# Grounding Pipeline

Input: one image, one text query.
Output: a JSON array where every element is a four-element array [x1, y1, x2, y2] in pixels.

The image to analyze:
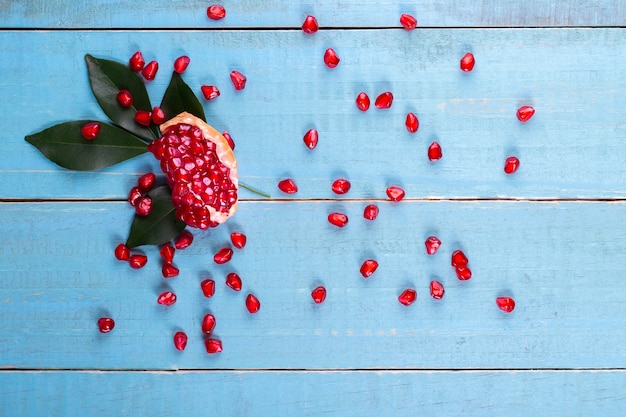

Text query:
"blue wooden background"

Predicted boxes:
[[1, 1, 625, 416]]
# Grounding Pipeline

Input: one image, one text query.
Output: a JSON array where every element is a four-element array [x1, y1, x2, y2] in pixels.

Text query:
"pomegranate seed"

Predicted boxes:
[[173, 331, 188, 351], [363, 204, 379, 220], [374, 92, 394, 109], [135, 196, 152, 216], [430, 280, 445, 299], [174, 230, 194, 249], [214, 247, 233, 264], [137, 173, 156, 192], [81, 122, 101, 140], [141, 60, 158, 81], [134, 110, 152, 127], [128, 51, 145, 72], [230, 70, 247, 91], [116, 89, 133, 108], [400, 13, 418, 30], [504, 156, 520, 174], [201, 279, 216, 298], [157, 291, 177, 306], [355, 92, 370, 111], [323, 48, 340, 68], [496, 297, 516, 313], [226, 272, 242, 291], [230, 232, 247, 249], [207, 4, 226, 20], [451, 250, 468, 267], [202, 313, 216, 334], [360, 259, 379, 278], [455, 266, 472, 280], [460, 52, 475, 72], [246, 293, 261, 314], [405, 112, 419, 133], [222, 131, 235, 150], [516, 106, 535, 122], [162, 263, 180, 278], [428, 142, 442, 161], [424, 236, 441, 255], [128, 254, 147, 269], [301, 15, 319, 34], [128, 186, 142, 206], [331, 178, 351, 195], [114, 243, 130, 261], [97, 317, 115, 333], [158, 244, 175, 264], [278, 178, 298, 194], [303, 129, 319, 150], [152, 106, 166, 125], [398, 289, 417, 306], [205, 338, 223, 354], [311, 286, 327, 304], [173, 55, 190, 73], [327, 212, 348, 228], [201, 85, 220, 101], [386, 186, 405, 202]]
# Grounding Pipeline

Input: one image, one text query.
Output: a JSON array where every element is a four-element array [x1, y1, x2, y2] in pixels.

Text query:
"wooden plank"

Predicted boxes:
[[2, 0, 625, 28], [4, 29, 626, 200], [1, 200, 624, 370], [1, 370, 624, 416]]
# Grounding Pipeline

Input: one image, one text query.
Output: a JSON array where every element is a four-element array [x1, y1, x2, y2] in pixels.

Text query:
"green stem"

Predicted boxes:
[[240, 181, 271, 199]]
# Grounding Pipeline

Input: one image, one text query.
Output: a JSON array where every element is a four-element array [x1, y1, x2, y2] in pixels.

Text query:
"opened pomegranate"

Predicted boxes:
[[147, 112, 238, 229]]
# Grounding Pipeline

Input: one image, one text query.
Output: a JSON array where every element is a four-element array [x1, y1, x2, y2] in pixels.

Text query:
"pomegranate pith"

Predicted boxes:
[[246, 293, 261, 313]]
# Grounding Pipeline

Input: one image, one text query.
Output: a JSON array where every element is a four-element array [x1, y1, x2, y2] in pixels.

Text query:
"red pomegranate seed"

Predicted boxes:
[[201, 279, 216, 298], [327, 212, 348, 228], [226, 272, 242, 291], [516, 105, 535, 122], [386, 186, 405, 202], [504, 156, 520, 174], [278, 178, 298, 194], [451, 250, 468, 267], [460, 52, 475, 72], [173, 55, 190, 73], [222, 131, 235, 150], [428, 142, 442, 161], [323, 48, 340, 68], [81, 122, 101, 140], [424, 236, 441, 255], [134, 110, 152, 127], [137, 172, 156, 192], [114, 243, 130, 261], [405, 112, 419, 133], [159, 244, 175, 263], [135, 196, 152, 216], [152, 106, 166, 125], [303, 129, 319, 150], [355, 92, 370, 112], [363, 204, 379, 220], [128, 186, 142, 206], [430, 280, 445, 299], [157, 291, 177, 306], [455, 265, 472, 280], [97, 317, 115, 333], [230, 70, 247, 91], [398, 288, 417, 306], [214, 247, 233, 264], [128, 254, 147, 269], [246, 293, 261, 314], [331, 178, 351, 195], [141, 60, 158, 81], [202, 313, 216, 334], [374, 92, 394, 109], [201, 85, 220, 101], [128, 51, 145, 72], [496, 296, 516, 313], [175, 230, 194, 249], [173, 331, 188, 351], [400, 13, 418, 30], [162, 263, 179, 278], [207, 4, 226, 20], [360, 259, 379, 278], [205, 338, 223, 354], [311, 286, 327, 304], [301, 15, 319, 34], [230, 232, 247, 249], [116, 89, 133, 108]]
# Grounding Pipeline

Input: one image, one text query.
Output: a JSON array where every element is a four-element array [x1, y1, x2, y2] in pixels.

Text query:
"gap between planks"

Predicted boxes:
[[1, 368, 625, 373]]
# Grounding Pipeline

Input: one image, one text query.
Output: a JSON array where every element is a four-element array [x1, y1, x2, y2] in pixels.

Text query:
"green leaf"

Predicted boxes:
[[160, 72, 206, 122], [25, 121, 148, 171], [126, 185, 186, 248], [85, 54, 158, 140]]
